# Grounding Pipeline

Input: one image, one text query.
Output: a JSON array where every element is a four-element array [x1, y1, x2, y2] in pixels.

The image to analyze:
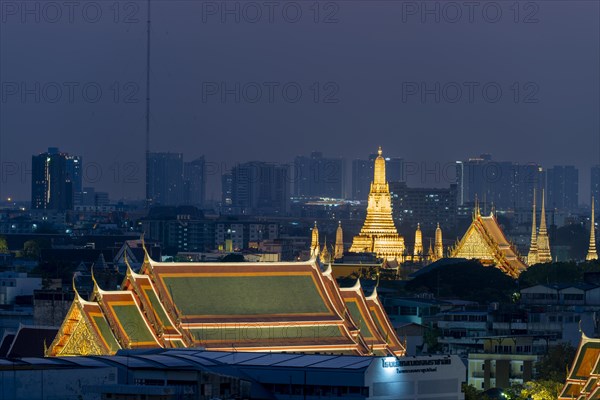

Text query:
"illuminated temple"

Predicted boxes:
[[349, 147, 405, 261], [47, 247, 405, 357], [450, 204, 527, 278], [559, 332, 600, 399]]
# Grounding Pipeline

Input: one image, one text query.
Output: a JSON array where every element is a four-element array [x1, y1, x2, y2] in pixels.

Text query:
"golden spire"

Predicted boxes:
[[586, 197, 598, 261], [473, 195, 481, 219], [537, 189, 552, 263], [434, 223, 443, 260], [413, 223, 423, 259], [320, 237, 330, 264], [373, 146, 387, 186], [427, 239, 434, 261], [310, 221, 319, 257], [527, 189, 538, 265], [349, 147, 405, 261], [334, 221, 344, 260]]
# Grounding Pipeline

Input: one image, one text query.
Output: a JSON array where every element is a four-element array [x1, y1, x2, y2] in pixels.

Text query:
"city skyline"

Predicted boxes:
[[0, 2, 598, 203], [5, 146, 600, 207]]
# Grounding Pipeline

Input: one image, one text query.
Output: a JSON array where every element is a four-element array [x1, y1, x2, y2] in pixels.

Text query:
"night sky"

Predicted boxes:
[[1, 0, 598, 202]]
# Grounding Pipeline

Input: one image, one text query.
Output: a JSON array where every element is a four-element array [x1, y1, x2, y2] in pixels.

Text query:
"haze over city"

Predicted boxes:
[[1, 1, 598, 201]]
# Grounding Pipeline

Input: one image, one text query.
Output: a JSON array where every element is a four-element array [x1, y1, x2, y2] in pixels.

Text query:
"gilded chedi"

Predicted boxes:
[[349, 147, 405, 261]]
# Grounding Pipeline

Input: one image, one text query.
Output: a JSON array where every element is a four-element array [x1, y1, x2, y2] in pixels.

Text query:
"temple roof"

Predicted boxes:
[[560, 333, 600, 399], [49, 251, 405, 357], [451, 211, 527, 277]]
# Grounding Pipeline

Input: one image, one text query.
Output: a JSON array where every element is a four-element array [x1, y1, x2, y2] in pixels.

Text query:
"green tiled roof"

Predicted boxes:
[[190, 325, 344, 342], [345, 301, 374, 339], [92, 315, 120, 352], [111, 304, 156, 344], [144, 288, 173, 329], [163, 275, 330, 316], [370, 310, 387, 339]]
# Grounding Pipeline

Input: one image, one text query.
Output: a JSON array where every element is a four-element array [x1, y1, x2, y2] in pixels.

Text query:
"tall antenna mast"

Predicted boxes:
[[145, 0, 151, 208]]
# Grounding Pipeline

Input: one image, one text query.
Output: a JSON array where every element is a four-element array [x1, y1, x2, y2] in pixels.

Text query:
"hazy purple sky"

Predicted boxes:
[[1, 0, 598, 202]]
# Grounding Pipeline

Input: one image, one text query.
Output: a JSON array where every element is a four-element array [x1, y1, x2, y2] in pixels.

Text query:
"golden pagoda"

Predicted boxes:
[[427, 240, 434, 262], [320, 238, 331, 264], [349, 147, 405, 261], [434, 223, 444, 260], [537, 189, 552, 263], [413, 223, 423, 261], [310, 221, 319, 257], [527, 189, 538, 265], [586, 197, 598, 261], [450, 202, 527, 278], [334, 221, 344, 260]]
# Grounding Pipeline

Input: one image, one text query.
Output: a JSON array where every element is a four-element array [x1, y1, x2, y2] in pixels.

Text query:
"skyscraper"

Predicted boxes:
[[592, 165, 600, 210], [183, 156, 206, 207], [147, 152, 184, 206], [229, 162, 290, 215], [31, 148, 77, 210], [547, 165, 579, 211], [294, 152, 344, 198], [455, 155, 543, 211]]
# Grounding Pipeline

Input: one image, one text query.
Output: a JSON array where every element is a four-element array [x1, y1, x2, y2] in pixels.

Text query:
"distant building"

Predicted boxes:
[[294, 152, 344, 198], [75, 187, 109, 207], [183, 156, 206, 207], [592, 165, 600, 210], [352, 153, 403, 200], [147, 152, 184, 206], [547, 165, 579, 211], [214, 219, 279, 251], [468, 336, 540, 391], [0, 271, 42, 305], [31, 147, 79, 211], [141, 206, 214, 254], [455, 155, 544, 211], [227, 162, 290, 215], [389, 182, 458, 232]]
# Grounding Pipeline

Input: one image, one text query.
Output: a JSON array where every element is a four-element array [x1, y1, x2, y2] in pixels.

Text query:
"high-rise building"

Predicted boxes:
[[65, 154, 82, 195], [456, 155, 543, 211], [547, 165, 579, 211], [591, 165, 600, 210], [147, 152, 184, 206], [229, 162, 289, 215], [389, 182, 458, 232], [31, 148, 77, 211], [75, 187, 109, 207], [293, 152, 344, 198], [352, 152, 403, 200], [351, 159, 371, 200], [183, 157, 206, 207]]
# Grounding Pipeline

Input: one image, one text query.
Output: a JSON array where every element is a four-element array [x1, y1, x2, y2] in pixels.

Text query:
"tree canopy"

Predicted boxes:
[[405, 260, 517, 303]]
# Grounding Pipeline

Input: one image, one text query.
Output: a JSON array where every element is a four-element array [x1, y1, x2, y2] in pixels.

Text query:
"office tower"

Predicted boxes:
[[229, 162, 289, 215], [455, 155, 543, 211], [547, 165, 579, 211], [294, 152, 344, 198], [184, 156, 206, 207], [147, 152, 184, 206], [31, 148, 77, 210], [389, 182, 458, 232], [592, 165, 600, 210]]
